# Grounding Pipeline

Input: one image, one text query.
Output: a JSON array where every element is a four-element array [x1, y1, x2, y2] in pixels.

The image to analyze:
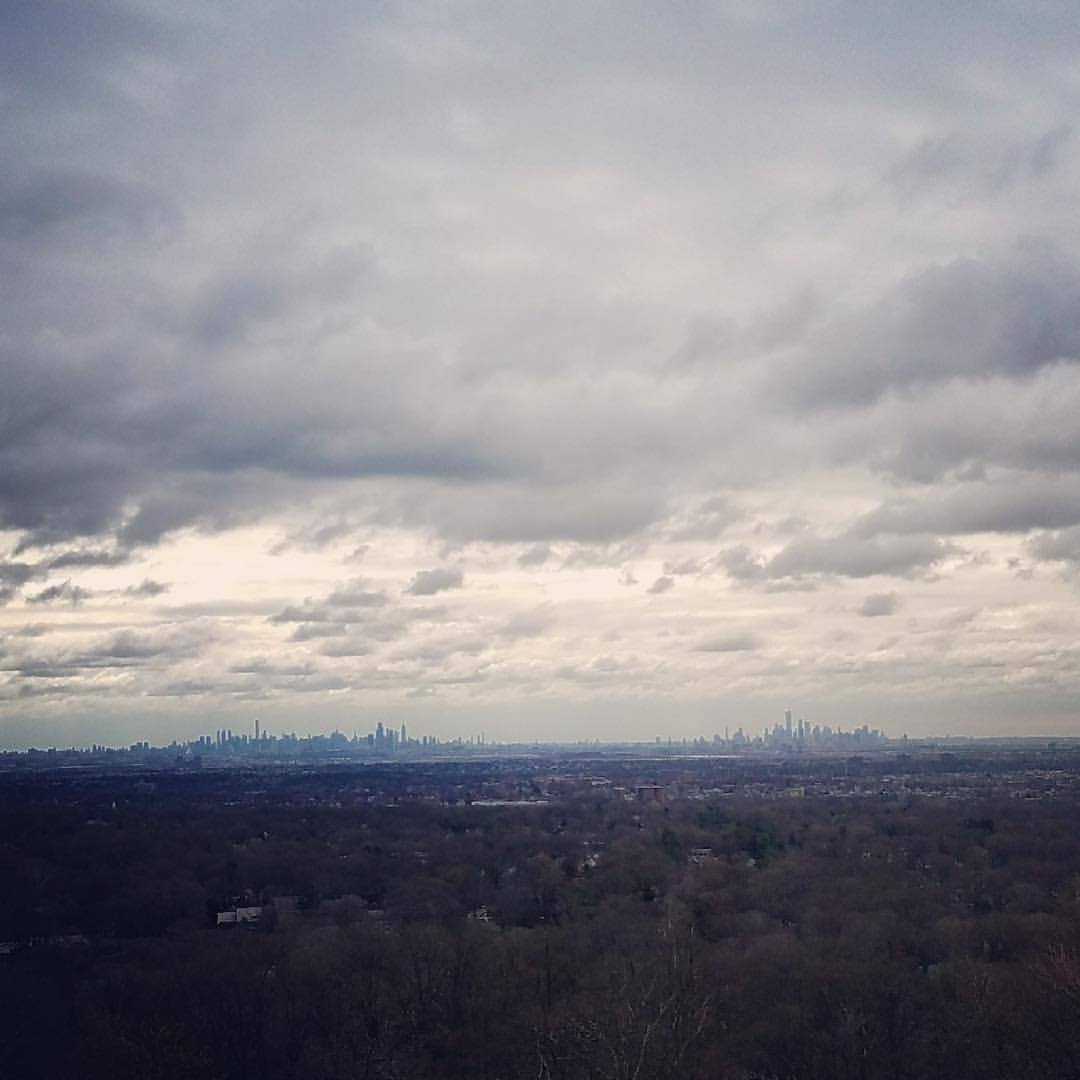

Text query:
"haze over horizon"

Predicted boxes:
[[3, 2, 1080, 749]]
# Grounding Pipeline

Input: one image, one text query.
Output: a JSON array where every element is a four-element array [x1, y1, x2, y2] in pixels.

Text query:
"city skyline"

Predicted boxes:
[[4, 4, 1080, 747]]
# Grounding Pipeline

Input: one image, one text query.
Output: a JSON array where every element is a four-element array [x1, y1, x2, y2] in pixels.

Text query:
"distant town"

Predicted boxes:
[[2, 710, 901, 769]]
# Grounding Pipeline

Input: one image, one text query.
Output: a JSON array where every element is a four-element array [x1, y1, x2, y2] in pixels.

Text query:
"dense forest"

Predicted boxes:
[[5, 760, 1080, 1079]]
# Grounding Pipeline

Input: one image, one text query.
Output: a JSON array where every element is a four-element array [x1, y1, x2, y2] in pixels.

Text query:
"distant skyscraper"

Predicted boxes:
[[785, 709, 793, 737]]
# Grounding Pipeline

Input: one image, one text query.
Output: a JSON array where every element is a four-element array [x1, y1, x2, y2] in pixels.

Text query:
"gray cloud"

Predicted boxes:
[[647, 575, 675, 595], [230, 659, 316, 677], [394, 639, 486, 666], [694, 632, 762, 653], [1028, 525, 1080, 565], [663, 557, 709, 577], [148, 679, 221, 699], [0, 168, 177, 245], [720, 533, 957, 583], [0, 561, 37, 605], [47, 547, 132, 570], [771, 533, 957, 580], [1, 5, 1077, 568], [89, 629, 182, 662], [324, 580, 387, 607], [517, 542, 553, 567], [270, 577, 389, 627], [886, 127, 1072, 199], [289, 622, 348, 642], [498, 606, 555, 640], [4, 624, 214, 686], [855, 476, 1080, 538], [319, 637, 374, 657], [405, 567, 464, 596], [779, 243, 1080, 410], [270, 604, 332, 625], [125, 578, 170, 599], [858, 592, 902, 617], [667, 495, 745, 542], [25, 580, 90, 606], [269, 515, 356, 554]]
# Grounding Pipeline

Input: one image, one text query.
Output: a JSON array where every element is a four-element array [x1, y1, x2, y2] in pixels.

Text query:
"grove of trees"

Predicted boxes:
[[5, 763, 1080, 1078]]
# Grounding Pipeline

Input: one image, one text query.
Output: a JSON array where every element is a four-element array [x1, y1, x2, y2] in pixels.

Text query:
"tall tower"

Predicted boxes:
[[785, 709, 793, 738]]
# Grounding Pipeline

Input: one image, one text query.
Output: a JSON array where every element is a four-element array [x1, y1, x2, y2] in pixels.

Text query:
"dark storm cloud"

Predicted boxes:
[[405, 567, 464, 596]]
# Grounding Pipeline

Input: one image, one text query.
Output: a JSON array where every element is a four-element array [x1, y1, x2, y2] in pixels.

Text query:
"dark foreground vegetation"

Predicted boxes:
[[5, 750, 1080, 1078]]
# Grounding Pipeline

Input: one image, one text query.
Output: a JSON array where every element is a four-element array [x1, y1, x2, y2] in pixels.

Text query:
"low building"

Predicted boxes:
[[216, 905, 263, 927]]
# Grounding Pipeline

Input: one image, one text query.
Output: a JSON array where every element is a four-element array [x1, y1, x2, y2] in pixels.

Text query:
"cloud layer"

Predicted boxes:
[[3, 2, 1080, 744]]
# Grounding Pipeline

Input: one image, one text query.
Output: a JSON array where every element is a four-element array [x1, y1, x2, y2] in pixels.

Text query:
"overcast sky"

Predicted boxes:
[[3, 1, 1080, 747]]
